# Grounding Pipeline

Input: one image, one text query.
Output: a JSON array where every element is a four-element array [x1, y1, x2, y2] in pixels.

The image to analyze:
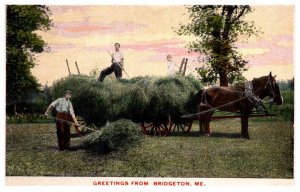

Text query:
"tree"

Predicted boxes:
[[177, 5, 261, 86], [6, 5, 52, 113]]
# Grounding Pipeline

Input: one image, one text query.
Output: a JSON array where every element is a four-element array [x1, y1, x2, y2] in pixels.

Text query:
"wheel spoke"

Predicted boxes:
[[186, 119, 193, 133], [156, 125, 161, 136], [179, 124, 186, 132], [150, 126, 155, 134], [172, 124, 177, 132], [144, 123, 154, 129], [161, 124, 170, 136], [160, 125, 165, 135]]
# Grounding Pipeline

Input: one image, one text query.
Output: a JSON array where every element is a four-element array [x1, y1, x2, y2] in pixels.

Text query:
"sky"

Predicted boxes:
[[31, 5, 295, 85]]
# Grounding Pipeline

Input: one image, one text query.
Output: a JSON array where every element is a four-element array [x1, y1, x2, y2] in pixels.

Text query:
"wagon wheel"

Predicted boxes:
[[170, 118, 193, 134], [76, 116, 98, 133], [140, 116, 172, 136]]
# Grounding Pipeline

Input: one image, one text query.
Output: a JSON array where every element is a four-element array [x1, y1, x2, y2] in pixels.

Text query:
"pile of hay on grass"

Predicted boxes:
[[83, 119, 143, 153], [51, 75, 202, 127]]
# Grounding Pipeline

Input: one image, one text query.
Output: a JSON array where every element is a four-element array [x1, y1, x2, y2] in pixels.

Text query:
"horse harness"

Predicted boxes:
[[200, 80, 273, 114], [265, 75, 279, 101], [245, 81, 267, 113]]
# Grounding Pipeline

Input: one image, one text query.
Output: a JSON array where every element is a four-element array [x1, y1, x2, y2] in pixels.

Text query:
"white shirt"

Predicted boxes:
[[112, 51, 124, 63], [167, 61, 177, 76], [51, 98, 75, 115]]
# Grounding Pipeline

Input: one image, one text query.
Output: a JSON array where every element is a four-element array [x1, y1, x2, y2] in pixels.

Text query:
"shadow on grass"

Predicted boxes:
[[169, 131, 241, 139], [168, 131, 198, 137], [67, 145, 86, 151], [42, 143, 85, 152], [209, 132, 241, 138], [71, 130, 96, 138], [44, 145, 58, 150]]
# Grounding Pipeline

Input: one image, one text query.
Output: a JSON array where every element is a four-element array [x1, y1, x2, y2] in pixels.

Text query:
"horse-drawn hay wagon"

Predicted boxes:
[[51, 72, 282, 138]]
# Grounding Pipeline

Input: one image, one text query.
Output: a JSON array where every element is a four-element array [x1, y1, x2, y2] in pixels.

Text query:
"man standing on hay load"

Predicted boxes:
[[98, 43, 124, 82], [166, 54, 179, 76], [44, 90, 80, 151]]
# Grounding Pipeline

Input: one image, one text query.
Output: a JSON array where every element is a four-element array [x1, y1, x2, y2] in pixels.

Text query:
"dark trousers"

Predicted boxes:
[[98, 62, 122, 82], [56, 112, 71, 151]]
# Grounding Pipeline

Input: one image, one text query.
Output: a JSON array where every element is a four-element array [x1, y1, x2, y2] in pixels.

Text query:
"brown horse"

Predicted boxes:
[[197, 72, 283, 139]]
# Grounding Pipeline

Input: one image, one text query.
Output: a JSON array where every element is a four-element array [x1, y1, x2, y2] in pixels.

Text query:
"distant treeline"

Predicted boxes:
[[277, 78, 294, 91]]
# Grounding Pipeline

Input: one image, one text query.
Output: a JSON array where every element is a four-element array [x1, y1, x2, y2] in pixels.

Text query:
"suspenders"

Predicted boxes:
[[58, 98, 70, 113]]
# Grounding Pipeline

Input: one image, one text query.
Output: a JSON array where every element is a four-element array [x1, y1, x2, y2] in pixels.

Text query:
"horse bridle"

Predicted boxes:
[[265, 76, 277, 99], [246, 76, 278, 108]]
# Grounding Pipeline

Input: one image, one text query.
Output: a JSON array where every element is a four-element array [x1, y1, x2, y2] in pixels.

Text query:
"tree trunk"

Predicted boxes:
[[219, 71, 229, 87], [216, 6, 234, 88], [222, 6, 234, 39]]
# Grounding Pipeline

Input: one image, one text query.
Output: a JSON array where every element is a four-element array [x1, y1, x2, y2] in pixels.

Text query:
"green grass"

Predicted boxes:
[[268, 90, 294, 121], [6, 115, 54, 124], [6, 118, 293, 178]]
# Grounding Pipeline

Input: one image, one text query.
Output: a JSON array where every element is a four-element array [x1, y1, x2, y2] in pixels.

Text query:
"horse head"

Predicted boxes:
[[265, 72, 283, 105]]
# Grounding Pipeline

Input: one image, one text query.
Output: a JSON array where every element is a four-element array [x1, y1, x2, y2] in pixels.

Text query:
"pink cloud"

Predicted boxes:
[[270, 34, 293, 42], [121, 39, 201, 68], [83, 45, 111, 52], [235, 35, 293, 66], [49, 43, 76, 52], [83, 39, 199, 62], [123, 39, 199, 57], [63, 25, 112, 32], [53, 18, 147, 37], [245, 46, 292, 66]]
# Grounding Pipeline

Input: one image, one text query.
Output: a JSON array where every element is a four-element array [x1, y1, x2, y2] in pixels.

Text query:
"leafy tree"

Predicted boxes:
[[6, 5, 52, 113], [177, 5, 261, 86]]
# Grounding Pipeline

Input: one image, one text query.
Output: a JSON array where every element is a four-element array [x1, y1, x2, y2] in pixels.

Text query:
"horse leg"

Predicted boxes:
[[204, 110, 213, 136], [199, 120, 204, 135], [199, 121, 211, 136], [241, 115, 250, 139], [199, 118, 211, 136], [205, 121, 212, 136], [199, 104, 213, 136]]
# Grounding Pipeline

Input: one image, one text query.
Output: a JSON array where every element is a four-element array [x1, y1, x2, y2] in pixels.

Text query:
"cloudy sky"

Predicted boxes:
[[32, 5, 294, 85]]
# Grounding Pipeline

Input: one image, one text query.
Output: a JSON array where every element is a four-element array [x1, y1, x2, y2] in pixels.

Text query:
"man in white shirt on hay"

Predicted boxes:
[[98, 43, 124, 82], [166, 54, 178, 76]]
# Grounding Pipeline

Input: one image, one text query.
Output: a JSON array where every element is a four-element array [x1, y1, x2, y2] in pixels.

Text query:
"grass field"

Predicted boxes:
[[6, 118, 293, 178]]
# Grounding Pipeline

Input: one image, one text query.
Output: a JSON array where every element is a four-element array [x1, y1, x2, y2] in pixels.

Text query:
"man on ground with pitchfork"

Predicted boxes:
[[44, 90, 80, 151]]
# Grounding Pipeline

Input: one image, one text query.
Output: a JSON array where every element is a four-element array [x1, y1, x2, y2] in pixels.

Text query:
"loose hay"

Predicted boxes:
[[51, 75, 202, 127], [83, 119, 143, 153]]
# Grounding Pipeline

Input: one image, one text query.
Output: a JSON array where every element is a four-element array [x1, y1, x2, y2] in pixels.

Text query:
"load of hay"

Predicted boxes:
[[51, 75, 201, 127], [83, 119, 143, 153]]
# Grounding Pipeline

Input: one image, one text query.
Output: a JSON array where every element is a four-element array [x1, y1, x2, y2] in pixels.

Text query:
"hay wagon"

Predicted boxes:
[[138, 107, 276, 137]]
